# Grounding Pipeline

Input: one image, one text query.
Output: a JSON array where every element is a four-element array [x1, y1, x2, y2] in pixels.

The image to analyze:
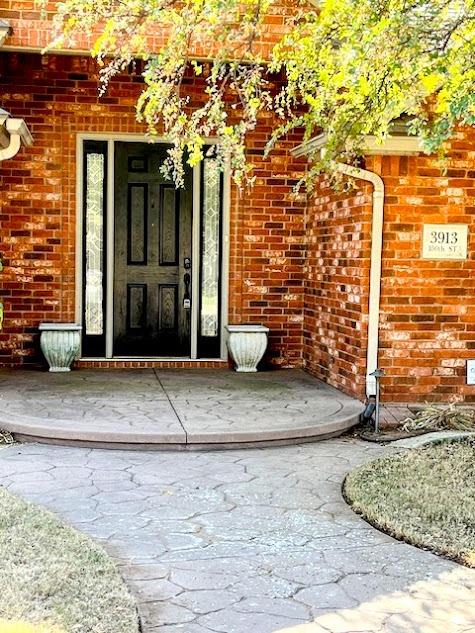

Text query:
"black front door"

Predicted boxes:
[[113, 142, 193, 356]]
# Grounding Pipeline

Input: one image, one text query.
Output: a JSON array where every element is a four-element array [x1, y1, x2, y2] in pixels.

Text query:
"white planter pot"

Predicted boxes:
[[39, 323, 82, 372], [225, 324, 269, 372]]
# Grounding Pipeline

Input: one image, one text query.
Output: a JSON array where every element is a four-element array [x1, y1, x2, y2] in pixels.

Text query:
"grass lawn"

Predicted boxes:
[[344, 438, 475, 566], [0, 486, 140, 633]]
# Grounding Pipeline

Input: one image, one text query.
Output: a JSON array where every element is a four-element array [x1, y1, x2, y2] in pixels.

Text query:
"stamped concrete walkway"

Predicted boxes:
[[0, 369, 361, 447], [0, 439, 474, 632]]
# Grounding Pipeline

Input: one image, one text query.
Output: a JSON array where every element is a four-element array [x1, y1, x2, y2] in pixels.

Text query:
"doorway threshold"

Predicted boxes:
[[79, 357, 228, 363]]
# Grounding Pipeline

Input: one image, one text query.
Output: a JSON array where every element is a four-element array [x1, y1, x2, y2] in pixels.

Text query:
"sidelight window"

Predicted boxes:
[[198, 154, 223, 357], [82, 141, 107, 356]]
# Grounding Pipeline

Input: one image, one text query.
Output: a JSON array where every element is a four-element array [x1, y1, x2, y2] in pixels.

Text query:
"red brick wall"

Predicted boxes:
[[303, 176, 372, 399], [368, 141, 475, 403], [304, 136, 475, 403], [0, 52, 306, 367], [230, 125, 307, 368]]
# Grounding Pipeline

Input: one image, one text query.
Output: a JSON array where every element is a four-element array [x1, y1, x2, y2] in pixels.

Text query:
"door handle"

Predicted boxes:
[[183, 257, 191, 309], [184, 272, 191, 292], [183, 272, 191, 309]]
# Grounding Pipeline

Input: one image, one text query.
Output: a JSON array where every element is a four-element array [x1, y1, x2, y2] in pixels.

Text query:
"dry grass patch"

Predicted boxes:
[[344, 439, 475, 566], [0, 620, 66, 633], [402, 404, 475, 433], [0, 430, 14, 446], [0, 487, 140, 633]]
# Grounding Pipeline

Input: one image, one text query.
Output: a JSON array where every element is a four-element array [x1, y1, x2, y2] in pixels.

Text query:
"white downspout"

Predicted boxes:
[[0, 118, 34, 162], [332, 162, 385, 398], [0, 132, 21, 161]]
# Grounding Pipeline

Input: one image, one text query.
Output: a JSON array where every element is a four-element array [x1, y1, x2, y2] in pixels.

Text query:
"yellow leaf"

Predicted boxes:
[[435, 88, 450, 114], [421, 73, 444, 94]]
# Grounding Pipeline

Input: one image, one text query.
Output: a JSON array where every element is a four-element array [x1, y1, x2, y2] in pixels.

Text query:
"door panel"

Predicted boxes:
[[160, 186, 178, 265], [127, 184, 148, 265], [113, 142, 192, 357]]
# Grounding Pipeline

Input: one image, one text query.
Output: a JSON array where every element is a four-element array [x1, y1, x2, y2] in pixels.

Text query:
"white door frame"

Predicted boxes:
[[76, 132, 230, 361]]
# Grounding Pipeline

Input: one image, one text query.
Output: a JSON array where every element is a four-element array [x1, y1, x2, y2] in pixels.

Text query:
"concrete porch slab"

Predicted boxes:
[[0, 369, 362, 449]]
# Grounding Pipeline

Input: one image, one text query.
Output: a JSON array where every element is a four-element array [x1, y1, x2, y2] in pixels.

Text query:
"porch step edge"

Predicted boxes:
[[0, 410, 360, 449]]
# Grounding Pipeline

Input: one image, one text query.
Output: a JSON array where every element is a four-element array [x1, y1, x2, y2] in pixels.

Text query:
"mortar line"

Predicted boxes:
[[153, 369, 188, 443]]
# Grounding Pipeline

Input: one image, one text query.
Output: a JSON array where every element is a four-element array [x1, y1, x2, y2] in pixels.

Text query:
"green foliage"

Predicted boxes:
[[41, 0, 475, 187], [272, 0, 475, 185]]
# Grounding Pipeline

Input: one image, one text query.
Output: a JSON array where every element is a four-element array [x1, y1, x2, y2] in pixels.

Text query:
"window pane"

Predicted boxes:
[[85, 152, 104, 335], [200, 159, 221, 337]]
